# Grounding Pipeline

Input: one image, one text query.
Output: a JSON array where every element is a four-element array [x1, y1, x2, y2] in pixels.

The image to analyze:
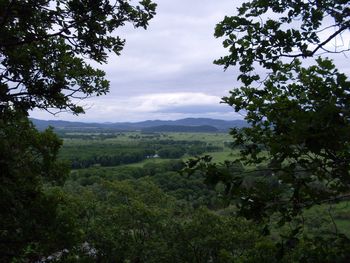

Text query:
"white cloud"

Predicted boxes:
[[30, 92, 238, 122], [132, 92, 220, 112]]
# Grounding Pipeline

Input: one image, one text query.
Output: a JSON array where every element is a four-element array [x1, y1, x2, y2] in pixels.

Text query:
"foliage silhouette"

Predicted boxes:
[[185, 0, 350, 259], [0, 0, 156, 261]]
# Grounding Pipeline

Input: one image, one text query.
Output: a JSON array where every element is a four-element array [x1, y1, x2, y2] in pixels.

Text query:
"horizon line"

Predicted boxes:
[[30, 116, 246, 124]]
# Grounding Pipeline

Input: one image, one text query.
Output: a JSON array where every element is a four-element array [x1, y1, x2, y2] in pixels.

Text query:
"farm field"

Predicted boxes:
[[59, 131, 235, 168]]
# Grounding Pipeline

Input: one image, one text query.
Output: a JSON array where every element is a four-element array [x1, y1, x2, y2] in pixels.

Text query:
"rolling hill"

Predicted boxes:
[[31, 118, 247, 132]]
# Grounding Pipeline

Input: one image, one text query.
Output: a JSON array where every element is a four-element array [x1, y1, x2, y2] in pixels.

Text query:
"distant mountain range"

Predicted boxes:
[[30, 118, 248, 133], [142, 125, 219, 133]]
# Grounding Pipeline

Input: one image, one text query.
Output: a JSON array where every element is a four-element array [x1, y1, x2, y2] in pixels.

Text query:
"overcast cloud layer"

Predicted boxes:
[[30, 0, 241, 122], [30, 0, 350, 122]]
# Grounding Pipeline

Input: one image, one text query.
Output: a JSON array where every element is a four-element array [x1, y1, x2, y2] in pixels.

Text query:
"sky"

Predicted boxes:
[[29, 0, 350, 123], [30, 0, 241, 122]]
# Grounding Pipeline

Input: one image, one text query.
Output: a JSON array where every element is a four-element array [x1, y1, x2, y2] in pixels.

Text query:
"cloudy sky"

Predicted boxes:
[[30, 0, 242, 122], [30, 0, 350, 122]]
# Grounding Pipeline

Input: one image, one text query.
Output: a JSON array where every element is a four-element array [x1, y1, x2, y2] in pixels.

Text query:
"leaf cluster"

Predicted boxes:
[[182, 0, 350, 259], [0, 0, 156, 114]]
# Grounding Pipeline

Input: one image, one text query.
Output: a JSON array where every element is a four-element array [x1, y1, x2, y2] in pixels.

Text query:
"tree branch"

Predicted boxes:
[[280, 24, 350, 58]]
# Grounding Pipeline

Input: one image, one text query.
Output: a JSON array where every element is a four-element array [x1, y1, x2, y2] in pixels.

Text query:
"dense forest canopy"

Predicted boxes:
[[1, 0, 350, 262]]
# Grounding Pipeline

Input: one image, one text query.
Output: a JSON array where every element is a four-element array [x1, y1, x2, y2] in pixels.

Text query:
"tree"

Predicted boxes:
[[0, 0, 156, 261], [185, 0, 350, 259], [0, 111, 75, 261], [0, 0, 156, 114]]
